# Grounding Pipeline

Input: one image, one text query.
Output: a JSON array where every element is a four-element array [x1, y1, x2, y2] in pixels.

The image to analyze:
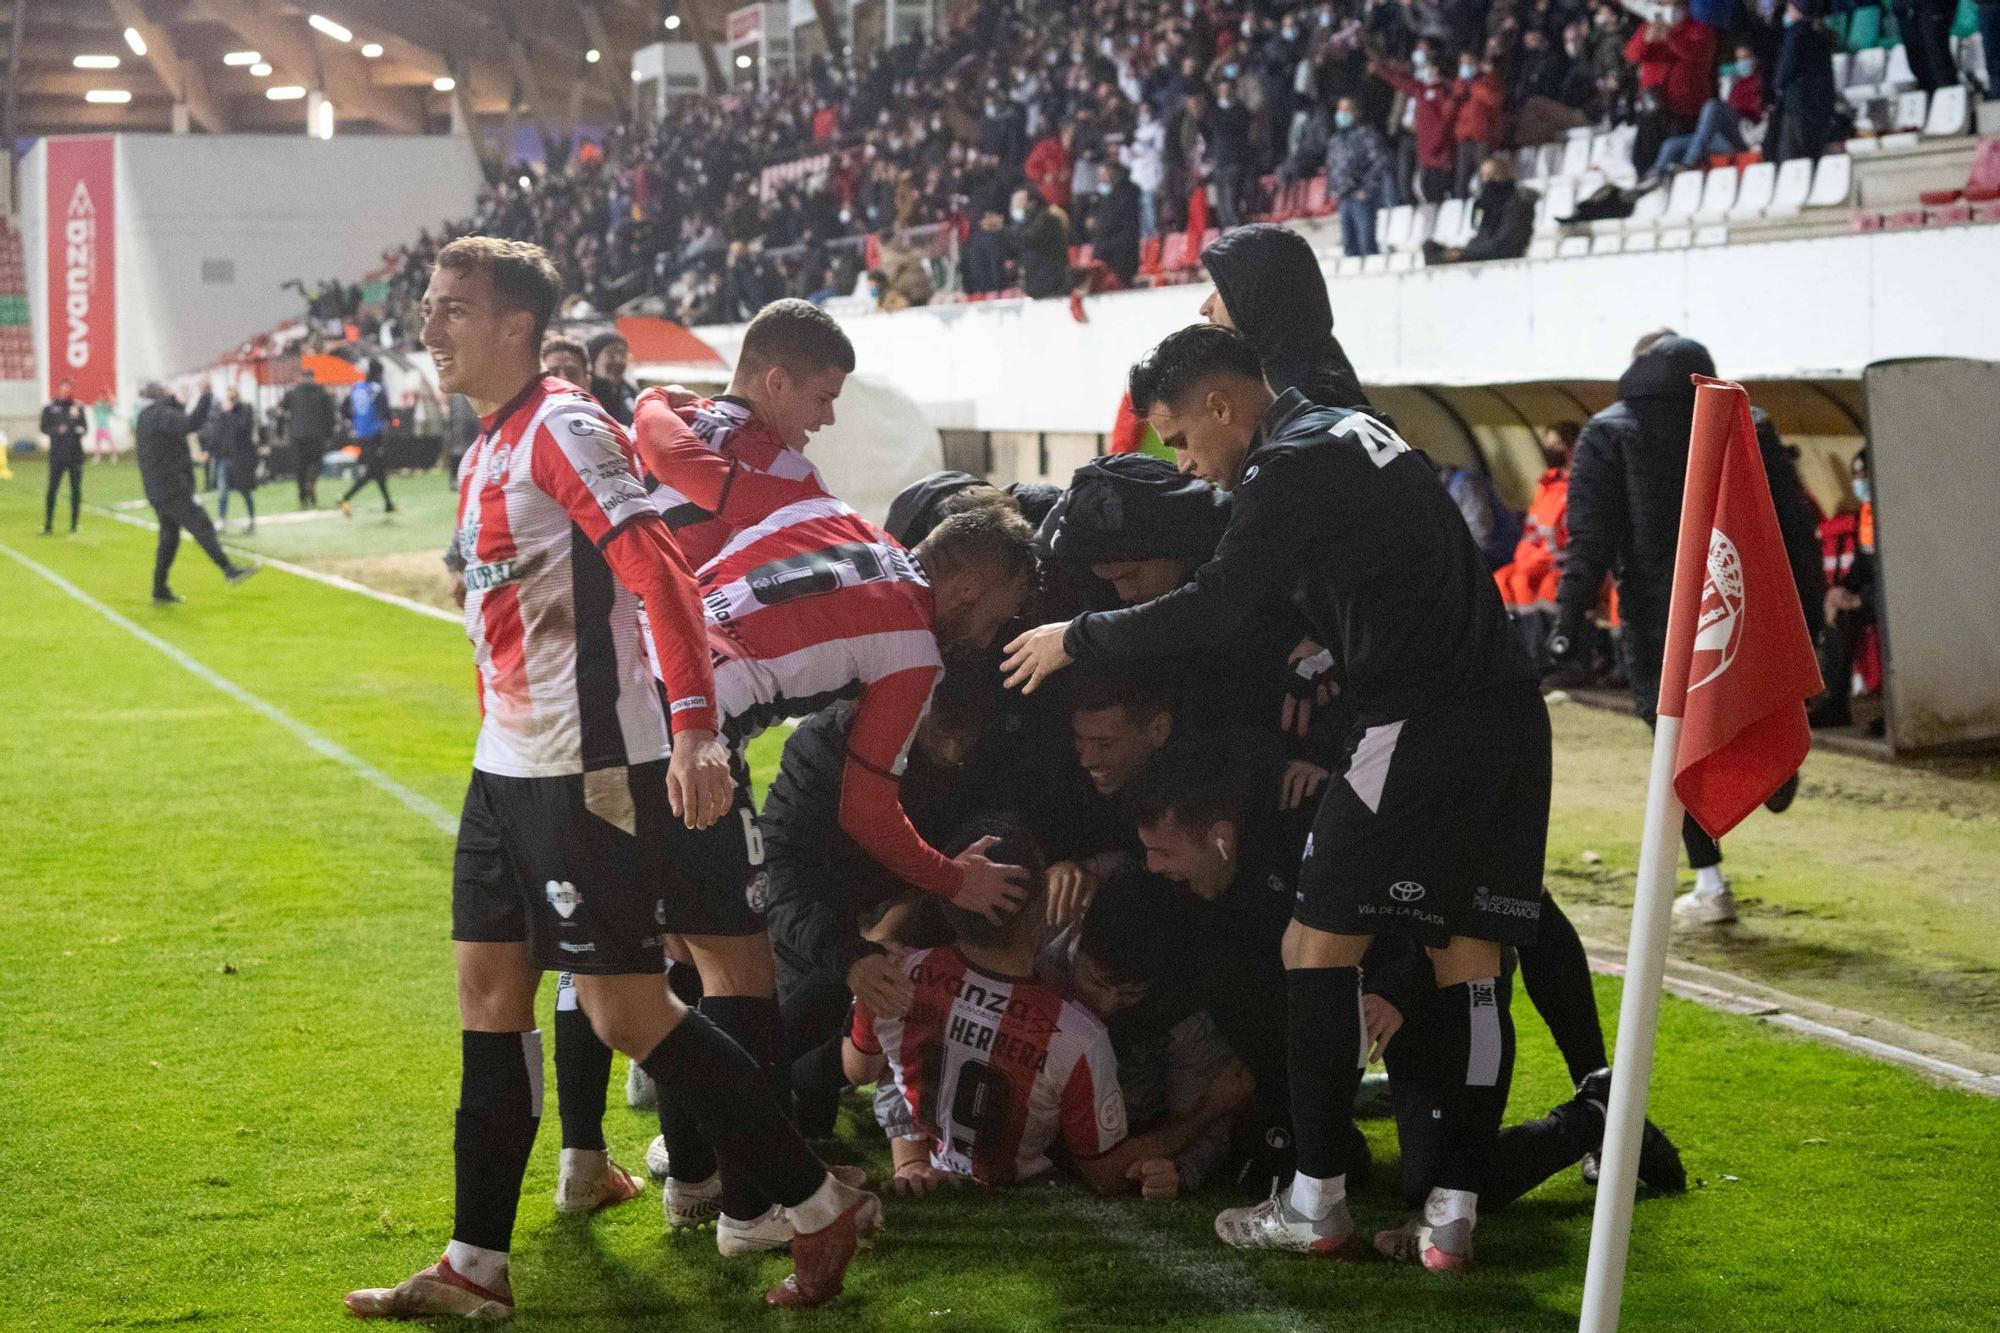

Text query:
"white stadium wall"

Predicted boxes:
[[693, 225, 2000, 438], [21, 133, 483, 403]]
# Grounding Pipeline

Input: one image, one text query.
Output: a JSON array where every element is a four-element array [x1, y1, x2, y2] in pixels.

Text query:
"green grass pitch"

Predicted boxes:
[[1, 462, 1996, 1330]]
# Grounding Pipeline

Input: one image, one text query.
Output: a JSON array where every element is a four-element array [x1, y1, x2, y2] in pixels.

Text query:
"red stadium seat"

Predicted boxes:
[[1304, 174, 1332, 216], [1918, 138, 2000, 205], [1158, 231, 1188, 273], [1138, 234, 1164, 276]]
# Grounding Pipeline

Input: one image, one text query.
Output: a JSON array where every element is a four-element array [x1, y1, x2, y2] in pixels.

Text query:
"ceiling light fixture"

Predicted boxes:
[[307, 14, 353, 42], [664, 14, 682, 30], [432, 75, 456, 92], [85, 89, 134, 104], [74, 54, 122, 70], [124, 27, 148, 57], [250, 62, 273, 77], [361, 42, 383, 58], [735, 53, 752, 68], [585, 48, 601, 63], [316, 99, 335, 139], [223, 51, 261, 66], [267, 85, 307, 100]]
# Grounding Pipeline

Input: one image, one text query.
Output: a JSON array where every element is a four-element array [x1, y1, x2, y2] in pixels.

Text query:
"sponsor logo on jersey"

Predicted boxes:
[[485, 442, 514, 486], [1389, 880, 1426, 903], [464, 559, 518, 593], [1097, 1086, 1125, 1134], [1473, 886, 1543, 921], [546, 879, 582, 919], [558, 940, 597, 954], [745, 869, 770, 915]]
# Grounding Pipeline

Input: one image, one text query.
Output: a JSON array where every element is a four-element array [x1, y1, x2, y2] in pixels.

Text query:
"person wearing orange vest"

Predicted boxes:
[[1494, 422, 1580, 671]]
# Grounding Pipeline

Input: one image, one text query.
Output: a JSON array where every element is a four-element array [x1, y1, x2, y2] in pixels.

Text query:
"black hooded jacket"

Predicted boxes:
[[1558, 337, 1822, 647], [1038, 453, 1233, 567], [1200, 224, 1370, 412]]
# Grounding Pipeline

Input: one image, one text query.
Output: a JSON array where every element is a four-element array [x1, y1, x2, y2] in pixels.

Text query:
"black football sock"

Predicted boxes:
[[656, 960, 716, 1181], [700, 995, 787, 1220], [1486, 1094, 1603, 1210], [638, 1010, 824, 1212], [1383, 1024, 1446, 1211], [452, 1030, 543, 1253], [1519, 893, 1609, 1081], [1429, 979, 1516, 1202], [1285, 967, 1367, 1201], [552, 980, 612, 1152]]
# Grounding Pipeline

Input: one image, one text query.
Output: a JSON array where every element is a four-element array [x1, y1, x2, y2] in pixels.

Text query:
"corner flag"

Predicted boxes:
[[1579, 377, 1823, 1333]]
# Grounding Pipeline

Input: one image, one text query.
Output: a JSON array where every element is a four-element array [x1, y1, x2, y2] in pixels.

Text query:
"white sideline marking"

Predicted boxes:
[[0, 542, 460, 837], [1053, 1195, 1320, 1332], [86, 501, 460, 624]]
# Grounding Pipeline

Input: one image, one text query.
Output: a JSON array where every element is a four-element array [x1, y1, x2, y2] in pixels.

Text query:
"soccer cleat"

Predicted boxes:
[[663, 1165, 722, 1229], [1374, 1215, 1474, 1270], [718, 1204, 794, 1256], [152, 590, 184, 606], [626, 1059, 658, 1110], [554, 1148, 646, 1214], [1214, 1187, 1360, 1256], [1575, 1068, 1688, 1194], [344, 1256, 513, 1321], [224, 563, 261, 586], [1764, 772, 1800, 814], [765, 1186, 877, 1309], [1673, 885, 1737, 925], [644, 1133, 671, 1182], [339, 500, 353, 519]]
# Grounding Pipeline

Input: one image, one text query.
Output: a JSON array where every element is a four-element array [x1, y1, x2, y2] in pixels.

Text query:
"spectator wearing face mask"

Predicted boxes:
[[1450, 52, 1508, 197], [1372, 51, 1461, 205], [1203, 78, 1254, 229], [1641, 44, 1766, 183], [1422, 154, 1539, 265], [1006, 187, 1072, 299], [1324, 96, 1393, 258], [1123, 103, 1168, 239], [1087, 161, 1144, 289], [1625, 2, 1718, 147]]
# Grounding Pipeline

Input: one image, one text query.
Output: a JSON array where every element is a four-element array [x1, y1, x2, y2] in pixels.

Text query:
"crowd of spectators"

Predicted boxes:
[[372, 0, 1899, 329]]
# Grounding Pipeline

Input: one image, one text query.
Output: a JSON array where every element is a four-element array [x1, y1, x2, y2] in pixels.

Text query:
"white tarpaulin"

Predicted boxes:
[[1863, 357, 2000, 754]]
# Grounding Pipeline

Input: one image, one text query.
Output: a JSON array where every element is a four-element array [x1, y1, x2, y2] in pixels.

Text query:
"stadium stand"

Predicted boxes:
[[0, 218, 32, 386]]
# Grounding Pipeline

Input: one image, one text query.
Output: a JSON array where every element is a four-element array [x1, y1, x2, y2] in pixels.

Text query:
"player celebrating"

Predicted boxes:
[[650, 491, 1039, 1251], [843, 823, 1251, 1196], [343, 237, 873, 1321], [1003, 324, 1549, 1271]]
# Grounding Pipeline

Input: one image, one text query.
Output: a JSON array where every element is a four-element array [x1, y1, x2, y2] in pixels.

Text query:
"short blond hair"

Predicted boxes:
[[436, 236, 561, 343]]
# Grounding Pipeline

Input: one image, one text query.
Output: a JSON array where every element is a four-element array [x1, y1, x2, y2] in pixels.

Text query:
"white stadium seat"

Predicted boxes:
[[1694, 223, 1729, 247], [1433, 198, 1468, 247], [1892, 90, 1930, 133], [1382, 205, 1416, 252], [1556, 234, 1591, 258], [1623, 229, 1659, 252], [1925, 84, 1969, 137], [1847, 46, 1888, 101], [1658, 226, 1694, 250], [1624, 182, 1670, 231], [1535, 142, 1564, 182], [1537, 177, 1578, 234], [1336, 255, 1364, 277], [1765, 157, 1814, 218], [1807, 153, 1853, 208], [1662, 169, 1706, 222], [1729, 161, 1777, 219], [1561, 131, 1592, 178], [1695, 168, 1738, 221], [1590, 232, 1623, 255], [1528, 236, 1559, 260], [1831, 51, 1852, 86], [1883, 42, 1916, 92]]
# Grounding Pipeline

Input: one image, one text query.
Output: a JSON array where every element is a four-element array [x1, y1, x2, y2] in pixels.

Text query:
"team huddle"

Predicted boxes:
[[345, 228, 1683, 1321]]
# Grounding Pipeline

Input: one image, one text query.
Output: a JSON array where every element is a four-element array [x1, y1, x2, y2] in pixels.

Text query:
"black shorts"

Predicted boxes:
[[452, 761, 672, 975], [1295, 682, 1551, 948], [658, 746, 768, 938]]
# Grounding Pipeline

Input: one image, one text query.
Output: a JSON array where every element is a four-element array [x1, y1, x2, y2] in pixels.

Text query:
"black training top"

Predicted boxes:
[[1065, 389, 1532, 728]]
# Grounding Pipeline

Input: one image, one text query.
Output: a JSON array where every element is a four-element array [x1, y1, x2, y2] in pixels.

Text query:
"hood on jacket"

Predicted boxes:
[[1200, 224, 1370, 411], [1616, 334, 1716, 402], [885, 470, 995, 547], [1038, 453, 1232, 567]]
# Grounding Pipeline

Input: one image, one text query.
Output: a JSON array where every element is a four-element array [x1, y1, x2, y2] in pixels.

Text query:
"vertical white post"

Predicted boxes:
[[1578, 713, 1685, 1333]]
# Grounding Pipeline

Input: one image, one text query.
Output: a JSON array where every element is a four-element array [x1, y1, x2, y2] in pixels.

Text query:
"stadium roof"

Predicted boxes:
[[1, 0, 692, 140]]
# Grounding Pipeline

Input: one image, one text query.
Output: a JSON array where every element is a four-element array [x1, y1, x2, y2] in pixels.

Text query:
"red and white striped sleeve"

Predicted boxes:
[[1055, 1007, 1128, 1162], [529, 395, 717, 733], [632, 390, 825, 526], [839, 663, 963, 898]]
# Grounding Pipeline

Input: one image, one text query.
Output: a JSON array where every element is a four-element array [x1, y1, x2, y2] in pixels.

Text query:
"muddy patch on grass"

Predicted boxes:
[[306, 552, 458, 614]]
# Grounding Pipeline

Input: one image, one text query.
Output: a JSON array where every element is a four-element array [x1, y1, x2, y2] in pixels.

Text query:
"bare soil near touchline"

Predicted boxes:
[[1542, 696, 2000, 1056]]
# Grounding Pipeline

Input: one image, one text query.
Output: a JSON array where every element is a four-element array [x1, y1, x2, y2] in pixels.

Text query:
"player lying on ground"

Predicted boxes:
[[343, 237, 874, 1320], [843, 822, 1253, 1197]]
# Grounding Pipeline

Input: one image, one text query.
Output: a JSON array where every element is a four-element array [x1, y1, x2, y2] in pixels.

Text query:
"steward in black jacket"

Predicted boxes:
[[1200, 224, 1370, 412], [133, 386, 251, 601]]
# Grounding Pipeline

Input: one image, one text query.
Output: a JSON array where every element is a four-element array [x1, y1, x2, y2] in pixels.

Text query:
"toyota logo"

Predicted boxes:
[[1389, 881, 1426, 903]]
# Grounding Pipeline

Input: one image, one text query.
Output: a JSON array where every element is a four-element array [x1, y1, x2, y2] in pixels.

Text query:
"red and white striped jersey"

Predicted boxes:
[[455, 376, 711, 778], [697, 494, 962, 894], [852, 946, 1127, 1185], [631, 390, 829, 572]]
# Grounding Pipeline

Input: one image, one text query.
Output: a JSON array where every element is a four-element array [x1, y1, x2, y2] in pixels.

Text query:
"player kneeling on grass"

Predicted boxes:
[[1037, 868, 1255, 1198], [344, 236, 875, 1320], [843, 822, 1253, 1198]]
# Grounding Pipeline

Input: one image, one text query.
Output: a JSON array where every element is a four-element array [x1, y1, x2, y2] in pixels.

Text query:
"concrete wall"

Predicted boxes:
[[22, 133, 482, 403], [694, 224, 2000, 438]]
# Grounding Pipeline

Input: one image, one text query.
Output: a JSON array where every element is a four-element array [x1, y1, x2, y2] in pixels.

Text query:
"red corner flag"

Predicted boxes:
[[1655, 377, 1824, 840]]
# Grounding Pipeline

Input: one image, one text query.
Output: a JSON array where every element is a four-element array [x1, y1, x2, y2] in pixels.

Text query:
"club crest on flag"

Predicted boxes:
[[1689, 528, 1744, 691]]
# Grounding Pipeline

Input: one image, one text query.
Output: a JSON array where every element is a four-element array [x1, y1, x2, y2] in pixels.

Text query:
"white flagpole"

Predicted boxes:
[[1577, 712, 1686, 1333]]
